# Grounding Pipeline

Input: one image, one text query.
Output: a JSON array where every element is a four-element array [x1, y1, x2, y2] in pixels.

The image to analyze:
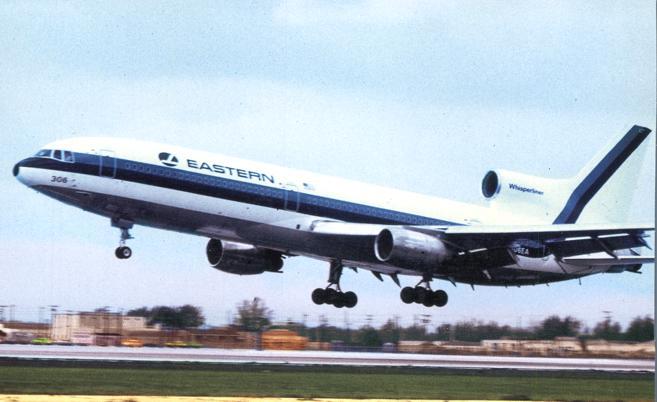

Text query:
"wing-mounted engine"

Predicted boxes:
[[206, 239, 283, 275], [481, 169, 573, 223], [374, 227, 452, 269]]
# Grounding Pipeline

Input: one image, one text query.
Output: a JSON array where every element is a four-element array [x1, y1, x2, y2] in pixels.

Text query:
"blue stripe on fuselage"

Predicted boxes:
[[20, 153, 458, 226]]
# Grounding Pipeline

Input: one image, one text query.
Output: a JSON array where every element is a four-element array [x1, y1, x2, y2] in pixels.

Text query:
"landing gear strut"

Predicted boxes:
[[311, 260, 358, 308], [112, 218, 134, 260], [400, 273, 448, 307]]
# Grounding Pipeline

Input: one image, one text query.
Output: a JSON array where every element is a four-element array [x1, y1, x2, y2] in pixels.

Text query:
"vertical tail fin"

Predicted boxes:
[[553, 125, 652, 224]]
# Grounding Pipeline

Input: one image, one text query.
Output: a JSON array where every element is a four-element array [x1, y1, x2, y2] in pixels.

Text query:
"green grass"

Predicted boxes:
[[0, 361, 652, 401]]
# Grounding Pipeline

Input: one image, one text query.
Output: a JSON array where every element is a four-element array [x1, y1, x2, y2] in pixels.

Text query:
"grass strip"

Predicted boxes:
[[0, 360, 652, 401]]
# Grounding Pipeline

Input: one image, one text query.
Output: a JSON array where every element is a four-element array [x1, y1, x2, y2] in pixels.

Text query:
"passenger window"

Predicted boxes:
[[53, 150, 62, 160]]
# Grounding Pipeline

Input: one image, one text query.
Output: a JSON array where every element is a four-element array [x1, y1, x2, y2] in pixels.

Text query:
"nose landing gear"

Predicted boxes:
[[115, 244, 132, 259], [311, 260, 358, 308], [400, 273, 448, 307], [112, 219, 134, 260]]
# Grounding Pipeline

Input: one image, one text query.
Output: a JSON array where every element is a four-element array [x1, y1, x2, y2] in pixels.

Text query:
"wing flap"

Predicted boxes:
[[441, 222, 652, 237], [435, 223, 653, 253], [562, 255, 655, 266], [546, 233, 648, 258]]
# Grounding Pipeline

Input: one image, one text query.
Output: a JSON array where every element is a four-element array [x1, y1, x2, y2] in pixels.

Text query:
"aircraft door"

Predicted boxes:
[[283, 184, 300, 212], [98, 150, 117, 178]]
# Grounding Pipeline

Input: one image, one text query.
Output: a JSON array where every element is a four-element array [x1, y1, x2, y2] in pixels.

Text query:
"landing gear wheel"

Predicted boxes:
[[433, 290, 448, 307], [112, 220, 134, 260], [334, 295, 346, 308], [324, 288, 338, 304], [414, 287, 428, 304], [343, 291, 358, 308], [400, 287, 415, 304], [399, 274, 449, 308], [311, 288, 326, 305], [311, 260, 359, 309], [422, 292, 434, 307], [115, 246, 132, 259]]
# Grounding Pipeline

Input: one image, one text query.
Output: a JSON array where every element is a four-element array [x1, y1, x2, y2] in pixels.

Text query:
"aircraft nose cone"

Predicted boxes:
[[13, 162, 20, 177]]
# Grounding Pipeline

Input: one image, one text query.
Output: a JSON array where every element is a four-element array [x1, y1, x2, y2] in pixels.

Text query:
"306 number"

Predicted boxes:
[[51, 176, 68, 183]]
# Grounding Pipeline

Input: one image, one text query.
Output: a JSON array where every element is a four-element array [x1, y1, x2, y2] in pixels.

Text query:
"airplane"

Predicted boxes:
[[13, 125, 655, 309]]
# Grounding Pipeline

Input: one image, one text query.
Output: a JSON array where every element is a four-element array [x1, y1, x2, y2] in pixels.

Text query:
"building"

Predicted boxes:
[[51, 312, 159, 345], [585, 340, 655, 358], [190, 327, 256, 349], [261, 329, 308, 350], [481, 339, 522, 353], [0, 322, 49, 343], [397, 341, 435, 353]]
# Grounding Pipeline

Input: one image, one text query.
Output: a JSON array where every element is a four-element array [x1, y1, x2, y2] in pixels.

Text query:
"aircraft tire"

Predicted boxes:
[[414, 287, 428, 304], [311, 288, 326, 305], [344, 291, 357, 308], [422, 292, 434, 307], [400, 287, 415, 304], [324, 288, 338, 305], [434, 290, 448, 307], [334, 294, 346, 308], [115, 246, 132, 259]]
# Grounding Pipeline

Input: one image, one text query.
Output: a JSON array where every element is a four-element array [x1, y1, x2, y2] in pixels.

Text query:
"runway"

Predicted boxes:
[[0, 344, 652, 372]]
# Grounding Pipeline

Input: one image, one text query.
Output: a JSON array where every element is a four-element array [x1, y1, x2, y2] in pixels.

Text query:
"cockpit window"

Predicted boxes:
[[35, 149, 52, 157], [34, 149, 75, 162]]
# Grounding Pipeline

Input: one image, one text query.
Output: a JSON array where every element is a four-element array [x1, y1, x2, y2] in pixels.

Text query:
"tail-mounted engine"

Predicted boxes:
[[206, 239, 283, 275], [481, 169, 572, 221]]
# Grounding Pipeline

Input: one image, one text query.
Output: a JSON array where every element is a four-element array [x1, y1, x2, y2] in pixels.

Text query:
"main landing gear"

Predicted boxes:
[[400, 273, 448, 308], [112, 218, 134, 260], [311, 261, 358, 308]]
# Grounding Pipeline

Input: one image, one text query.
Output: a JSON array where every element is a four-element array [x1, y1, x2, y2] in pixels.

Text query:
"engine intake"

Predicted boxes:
[[206, 239, 283, 275], [481, 168, 561, 201], [481, 170, 500, 198], [374, 228, 450, 269]]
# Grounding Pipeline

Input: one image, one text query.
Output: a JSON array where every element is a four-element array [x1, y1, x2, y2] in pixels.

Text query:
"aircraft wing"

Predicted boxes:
[[432, 223, 652, 255], [310, 220, 654, 269]]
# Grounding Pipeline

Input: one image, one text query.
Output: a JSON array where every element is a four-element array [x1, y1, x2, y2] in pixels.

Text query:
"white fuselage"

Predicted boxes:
[[14, 137, 605, 280]]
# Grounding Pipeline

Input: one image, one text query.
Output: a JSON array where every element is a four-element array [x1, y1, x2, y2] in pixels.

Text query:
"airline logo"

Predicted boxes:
[[187, 158, 276, 184], [156, 151, 276, 184], [159, 152, 179, 167]]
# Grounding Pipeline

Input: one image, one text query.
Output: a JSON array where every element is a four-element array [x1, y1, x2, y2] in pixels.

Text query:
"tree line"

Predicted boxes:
[[127, 300, 654, 347], [232, 299, 654, 344], [272, 314, 654, 347]]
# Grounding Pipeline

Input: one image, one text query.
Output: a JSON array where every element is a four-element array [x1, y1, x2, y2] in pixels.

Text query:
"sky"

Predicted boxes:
[[0, 1, 655, 330]]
